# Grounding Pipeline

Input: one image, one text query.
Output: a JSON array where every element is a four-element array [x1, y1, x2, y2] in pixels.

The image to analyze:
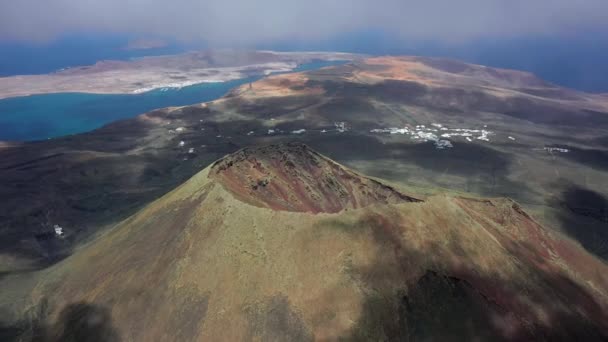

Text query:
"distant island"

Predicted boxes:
[[0, 50, 363, 99], [122, 38, 170, 50]]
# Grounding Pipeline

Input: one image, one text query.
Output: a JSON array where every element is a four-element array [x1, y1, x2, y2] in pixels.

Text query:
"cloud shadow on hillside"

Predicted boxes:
[[1, 301, 119, 342], [320, 210, 608, 340], [557, 185, 608, 261]]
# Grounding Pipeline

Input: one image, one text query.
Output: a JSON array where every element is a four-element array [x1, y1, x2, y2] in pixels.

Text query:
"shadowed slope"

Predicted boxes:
[[3, 54, 608, 271], [210, 142, 420, 213], [4, 143, 607, 341]]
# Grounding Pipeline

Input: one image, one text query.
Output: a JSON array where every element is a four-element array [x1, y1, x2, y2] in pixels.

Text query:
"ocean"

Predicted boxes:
[[0, 34, 191, 77], [0, 61, 345, 142], [3, 31, 608, 142]]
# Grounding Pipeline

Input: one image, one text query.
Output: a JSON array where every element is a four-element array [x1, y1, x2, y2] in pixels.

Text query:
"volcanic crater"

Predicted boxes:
[[210, 142, 421, 213]]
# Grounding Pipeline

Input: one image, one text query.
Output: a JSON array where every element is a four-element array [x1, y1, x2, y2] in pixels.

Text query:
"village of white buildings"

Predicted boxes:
[[168, 119, 569, 154], [369, 123, 493, 149]]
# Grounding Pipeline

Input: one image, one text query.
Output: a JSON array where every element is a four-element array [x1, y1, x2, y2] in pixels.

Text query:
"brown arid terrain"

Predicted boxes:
[[2, 143, 608, 341], [1, 55, 607, 265], [0, 50, 362, 99], [2, 55, 608, 340], [210, 143, 420, 213]]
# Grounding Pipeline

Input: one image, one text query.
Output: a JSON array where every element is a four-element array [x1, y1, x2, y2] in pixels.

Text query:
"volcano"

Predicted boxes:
[[209, 142, 420, 213], [5, 143, 608, 341]]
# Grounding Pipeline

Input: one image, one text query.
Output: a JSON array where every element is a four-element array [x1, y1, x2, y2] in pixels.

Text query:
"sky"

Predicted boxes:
[[2, 0, 608, 92], [1, 0, 608, 45]]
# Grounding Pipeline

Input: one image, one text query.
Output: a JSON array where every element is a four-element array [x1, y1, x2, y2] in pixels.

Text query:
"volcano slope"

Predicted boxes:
[[5, 143, 608, 341], [2, 56, 608, 280]]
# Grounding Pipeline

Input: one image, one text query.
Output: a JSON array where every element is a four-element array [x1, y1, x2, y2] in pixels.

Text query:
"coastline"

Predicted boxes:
[[0, 50, 362, 100], [0, 58, 352, 142]]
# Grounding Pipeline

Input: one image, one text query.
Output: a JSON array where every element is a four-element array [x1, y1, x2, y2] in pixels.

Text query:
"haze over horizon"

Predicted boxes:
[[2, 1, 608, 92], [3, 2, 608, 341], [1, 0, 608, 44]]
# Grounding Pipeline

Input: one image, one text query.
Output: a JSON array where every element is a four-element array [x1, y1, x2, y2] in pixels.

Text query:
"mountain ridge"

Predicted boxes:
[[209, 142, 421, 213], [3, 143, 607, 341], [2, 53, 608, 274]]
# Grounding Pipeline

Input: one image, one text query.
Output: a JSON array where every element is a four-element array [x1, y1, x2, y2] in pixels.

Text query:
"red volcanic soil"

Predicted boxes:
[[451, 197, 608, 335], [210, 142, 421, 213]]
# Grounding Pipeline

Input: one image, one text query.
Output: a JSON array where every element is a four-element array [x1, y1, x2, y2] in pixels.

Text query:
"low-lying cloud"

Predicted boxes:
[[2, 0, 608, 44]]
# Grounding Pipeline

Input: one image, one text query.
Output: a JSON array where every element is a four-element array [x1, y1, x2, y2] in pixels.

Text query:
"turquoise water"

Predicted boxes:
[[0, 61, 345, 141]]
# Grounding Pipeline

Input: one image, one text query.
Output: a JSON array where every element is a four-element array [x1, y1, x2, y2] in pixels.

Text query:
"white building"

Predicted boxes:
[[54, 224, 64, 237]]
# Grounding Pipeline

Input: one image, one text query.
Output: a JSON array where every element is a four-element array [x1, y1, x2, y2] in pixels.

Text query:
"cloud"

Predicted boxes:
[[1, 0, 608, 44]]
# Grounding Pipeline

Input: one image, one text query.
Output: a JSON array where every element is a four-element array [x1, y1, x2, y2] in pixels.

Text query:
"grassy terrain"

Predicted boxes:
[[1, 56, 608, 339], [2, 144, 607, 340], [2, 56, 608, 270]]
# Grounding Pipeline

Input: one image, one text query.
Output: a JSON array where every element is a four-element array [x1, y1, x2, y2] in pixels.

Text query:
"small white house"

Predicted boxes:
[[54, 224, 64, 237]]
